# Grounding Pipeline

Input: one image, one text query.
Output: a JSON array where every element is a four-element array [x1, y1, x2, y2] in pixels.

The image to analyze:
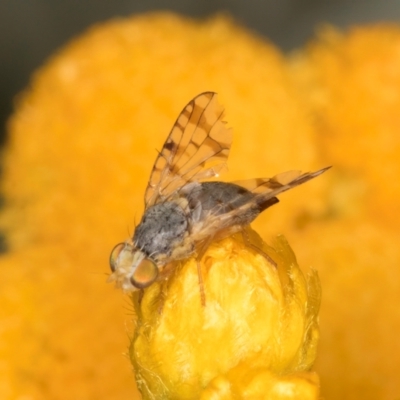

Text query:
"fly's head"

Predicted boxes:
[[108, 241, 159, 292]]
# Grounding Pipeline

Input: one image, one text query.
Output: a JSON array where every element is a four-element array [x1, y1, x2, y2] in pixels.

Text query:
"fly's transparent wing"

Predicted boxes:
[[194, 166, 331, 238], [233, 167, 330, 211], [231, 168, 331, 196], [145, 92, 233, 207], [232, 170, 303, 195]]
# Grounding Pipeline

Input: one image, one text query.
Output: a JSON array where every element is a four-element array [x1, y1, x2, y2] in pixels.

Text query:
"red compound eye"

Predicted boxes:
[[109, 243, 125, 272], [130, 258, 159, 289]]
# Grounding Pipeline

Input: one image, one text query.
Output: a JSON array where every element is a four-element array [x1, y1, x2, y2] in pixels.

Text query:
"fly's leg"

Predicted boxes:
[[155, 263, 176, 314], [196, 260, 206, 307], [157, 287, 167, 314], [138, 289, 144, 304], [241, 228, 277, 268], [195, 235, 217, 307]]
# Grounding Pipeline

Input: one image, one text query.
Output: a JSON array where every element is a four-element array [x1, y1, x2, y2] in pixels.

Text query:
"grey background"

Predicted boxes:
[[1, 0, 400, 143]]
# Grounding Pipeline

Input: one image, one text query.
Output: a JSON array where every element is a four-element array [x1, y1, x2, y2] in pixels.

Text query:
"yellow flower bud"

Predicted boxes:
[[130, 232, 321, 399]]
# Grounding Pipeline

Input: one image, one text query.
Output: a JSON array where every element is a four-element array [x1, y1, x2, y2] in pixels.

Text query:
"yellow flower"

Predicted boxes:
[[7, 10, 400, 400], [290, 24, 400, 399], [131, 233, 320, 399], [0, 13, 323, 399]]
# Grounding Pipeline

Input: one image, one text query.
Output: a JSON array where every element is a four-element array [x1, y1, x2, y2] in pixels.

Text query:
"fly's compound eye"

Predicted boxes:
[[130, 258, 159, 289], [109, 243, 125, 272]]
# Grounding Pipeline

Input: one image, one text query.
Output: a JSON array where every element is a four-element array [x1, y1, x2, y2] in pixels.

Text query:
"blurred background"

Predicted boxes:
[[2, 0, 400, 145], [2, 2, 400, 399]]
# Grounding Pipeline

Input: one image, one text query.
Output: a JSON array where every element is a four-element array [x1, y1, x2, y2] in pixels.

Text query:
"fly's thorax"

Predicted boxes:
[[133, 200, 190, 261], [109, 242, 159, 291]]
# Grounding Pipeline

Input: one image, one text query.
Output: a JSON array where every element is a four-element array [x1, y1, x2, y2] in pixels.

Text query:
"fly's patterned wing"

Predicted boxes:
[[233, 170, 304, 194], [145, 92, 233, 207], [233, 167, 330, 212], [195, 167, 331, 238]]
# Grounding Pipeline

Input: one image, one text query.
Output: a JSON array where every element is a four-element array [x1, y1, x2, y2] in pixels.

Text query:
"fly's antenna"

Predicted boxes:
[[126, 214, 139, 239], [126, 225, 132, 239], [148, 250, 159, 259]]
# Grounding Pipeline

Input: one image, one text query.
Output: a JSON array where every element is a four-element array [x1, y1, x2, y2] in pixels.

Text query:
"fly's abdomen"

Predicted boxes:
[[185, 181, 276, 228], [196, 182, 254, 213]]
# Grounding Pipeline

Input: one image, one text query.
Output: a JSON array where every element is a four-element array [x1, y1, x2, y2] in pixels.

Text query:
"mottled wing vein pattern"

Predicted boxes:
[[251, 167, 329, 202], [145, 92, 233, 207], [196, 167, 330, 237], [233, 170, 303, 195], [234, 169, 328, 197]]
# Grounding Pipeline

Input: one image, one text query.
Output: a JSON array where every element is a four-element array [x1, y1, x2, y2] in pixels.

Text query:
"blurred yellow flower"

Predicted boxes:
[[2, 9, 399, 400], [0, 13, 323, 399], [289, 24, 400, 399]]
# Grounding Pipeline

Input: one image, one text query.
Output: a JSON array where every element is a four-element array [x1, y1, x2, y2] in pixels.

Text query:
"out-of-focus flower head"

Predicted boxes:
[[2, 9, 399, 400], [0, 13, 324, 399]]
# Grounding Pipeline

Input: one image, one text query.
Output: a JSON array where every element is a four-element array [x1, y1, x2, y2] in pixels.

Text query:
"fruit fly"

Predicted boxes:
[[109, 92, 329, 298]]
